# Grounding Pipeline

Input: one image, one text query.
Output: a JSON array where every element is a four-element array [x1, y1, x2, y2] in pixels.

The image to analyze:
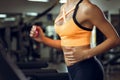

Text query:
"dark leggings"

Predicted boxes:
[[67, 57, 104, 80]]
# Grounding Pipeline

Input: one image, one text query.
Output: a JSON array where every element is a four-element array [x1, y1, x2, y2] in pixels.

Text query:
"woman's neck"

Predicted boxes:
[[67, 0, 74, 4], [66, 0, 79, 5]]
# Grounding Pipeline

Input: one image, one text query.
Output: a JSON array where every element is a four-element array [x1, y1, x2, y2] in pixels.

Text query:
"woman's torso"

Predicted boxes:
[[54, 0, 94, 66]]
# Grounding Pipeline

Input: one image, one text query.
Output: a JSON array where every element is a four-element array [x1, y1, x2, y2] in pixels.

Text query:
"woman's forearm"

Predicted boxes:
[[41, 36, 62, 50], [86, 37, 120, 58]]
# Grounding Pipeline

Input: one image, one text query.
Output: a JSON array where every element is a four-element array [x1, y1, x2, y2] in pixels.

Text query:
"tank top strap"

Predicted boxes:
[[63, 8, 66, 23], [62, 6, 75, 23], [72, 0, 92, 31], [73, 0, 83, 18]]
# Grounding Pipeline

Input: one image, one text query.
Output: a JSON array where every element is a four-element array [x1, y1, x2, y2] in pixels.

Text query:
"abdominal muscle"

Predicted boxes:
[[62, 44, 91, 66]]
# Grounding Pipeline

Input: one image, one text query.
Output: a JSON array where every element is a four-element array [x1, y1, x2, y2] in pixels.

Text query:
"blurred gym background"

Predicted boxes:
[[0, 0, 120, 80]]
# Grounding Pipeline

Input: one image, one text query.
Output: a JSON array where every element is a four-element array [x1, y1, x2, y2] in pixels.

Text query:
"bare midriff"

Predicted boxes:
[[62, 44, 90, 66]]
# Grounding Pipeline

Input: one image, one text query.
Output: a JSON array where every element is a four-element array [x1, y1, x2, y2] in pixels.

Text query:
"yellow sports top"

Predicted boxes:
[[54, 0, 92, 46]]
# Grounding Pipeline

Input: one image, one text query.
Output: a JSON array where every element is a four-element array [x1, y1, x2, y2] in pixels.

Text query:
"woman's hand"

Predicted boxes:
[[64, 47, 89, 66], [30, 25, 45, 42]]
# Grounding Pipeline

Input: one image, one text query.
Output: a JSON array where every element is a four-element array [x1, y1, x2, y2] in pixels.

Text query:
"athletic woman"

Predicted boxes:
[[30, 0, 120, 80]]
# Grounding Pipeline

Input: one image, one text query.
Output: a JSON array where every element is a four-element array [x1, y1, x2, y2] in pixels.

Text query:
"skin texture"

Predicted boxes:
[[30, 0, 120, 66]]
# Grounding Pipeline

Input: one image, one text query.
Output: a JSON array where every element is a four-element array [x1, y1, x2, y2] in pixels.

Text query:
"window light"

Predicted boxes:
[[4, 17, 16, 21], [59, 0, 67, 3], [0, 14, 7, 18], [26, 12, 38, 16], [28, 0, 48, 2]]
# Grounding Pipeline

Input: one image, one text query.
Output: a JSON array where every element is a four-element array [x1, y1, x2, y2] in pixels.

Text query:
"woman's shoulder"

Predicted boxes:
[[79, 2, 103, 16], [86, 2, 100, 10]]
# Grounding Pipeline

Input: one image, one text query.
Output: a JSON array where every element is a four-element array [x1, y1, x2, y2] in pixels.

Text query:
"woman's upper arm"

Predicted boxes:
[[88, 5, 119, 39]]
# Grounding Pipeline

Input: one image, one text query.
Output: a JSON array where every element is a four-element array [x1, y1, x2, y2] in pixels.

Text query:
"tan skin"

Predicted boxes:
[[30, 0, 120, 66]]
